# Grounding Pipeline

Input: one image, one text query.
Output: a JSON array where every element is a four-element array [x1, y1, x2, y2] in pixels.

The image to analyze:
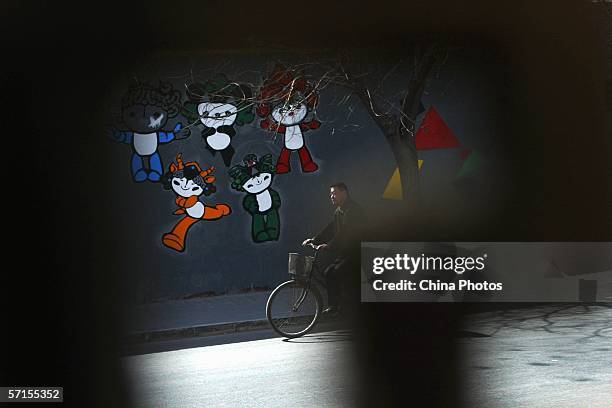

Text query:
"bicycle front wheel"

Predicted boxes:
[[266, 280, 322, 338]]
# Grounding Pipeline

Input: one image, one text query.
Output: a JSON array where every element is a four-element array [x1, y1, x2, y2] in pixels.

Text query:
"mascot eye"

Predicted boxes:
[[215, 112, 221, 117], [173, 180, 180, 185], [264, 175, 270, 180], [202, 111, 209, 117], [247, 184, 253, 188], [225, 110, 232, 115], [192, 186, 199, 191]]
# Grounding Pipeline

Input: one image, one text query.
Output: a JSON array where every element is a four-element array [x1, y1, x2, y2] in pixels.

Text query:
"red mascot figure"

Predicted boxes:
[[256, 65, 321, 174]]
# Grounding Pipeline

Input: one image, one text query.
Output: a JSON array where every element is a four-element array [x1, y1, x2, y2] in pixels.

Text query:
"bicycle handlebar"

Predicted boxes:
[[302, 242, 322, 266]]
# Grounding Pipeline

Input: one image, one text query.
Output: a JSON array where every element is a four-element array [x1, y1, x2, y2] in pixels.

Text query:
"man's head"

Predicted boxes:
[[329, 182, 349, 207]]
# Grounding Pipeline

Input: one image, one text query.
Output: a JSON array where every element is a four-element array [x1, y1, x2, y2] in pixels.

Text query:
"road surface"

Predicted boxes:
[[122, 304, 611, 407], [123, 329, 359, 408], [459, 304, 612, 408]]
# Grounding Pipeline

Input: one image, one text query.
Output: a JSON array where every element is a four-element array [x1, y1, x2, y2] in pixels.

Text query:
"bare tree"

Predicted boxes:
[[324, 44, 445, 208], [174, 43, 446, 209]]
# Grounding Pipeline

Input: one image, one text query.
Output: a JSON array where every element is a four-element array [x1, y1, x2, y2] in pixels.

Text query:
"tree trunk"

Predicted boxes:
[[339, 45, 439, 206], [388, 127, 420, 209], [395, 44, 439, 204]]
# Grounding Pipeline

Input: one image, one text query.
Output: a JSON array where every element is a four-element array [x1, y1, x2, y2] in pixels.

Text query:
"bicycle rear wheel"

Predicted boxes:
[[266, 280, 322, 338]]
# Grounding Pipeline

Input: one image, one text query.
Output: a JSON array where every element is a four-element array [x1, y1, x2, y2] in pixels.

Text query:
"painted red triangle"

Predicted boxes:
[[415, 106, 462, 150]]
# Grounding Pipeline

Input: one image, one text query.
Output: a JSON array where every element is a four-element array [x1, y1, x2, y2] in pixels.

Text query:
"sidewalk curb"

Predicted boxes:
[[124, 318, 271, 344], [123, 303, 606, 344]]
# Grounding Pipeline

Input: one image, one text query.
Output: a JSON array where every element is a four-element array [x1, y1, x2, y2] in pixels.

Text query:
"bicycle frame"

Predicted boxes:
[[291, 246, 326, 310], [266, 244, 330, 338]]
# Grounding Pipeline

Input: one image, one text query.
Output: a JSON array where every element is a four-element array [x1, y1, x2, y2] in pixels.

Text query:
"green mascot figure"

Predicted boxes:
[[229, 154, 281, 243]]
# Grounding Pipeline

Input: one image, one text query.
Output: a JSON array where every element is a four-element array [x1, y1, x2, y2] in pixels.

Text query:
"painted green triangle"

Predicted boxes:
[[456, 151, 484, 179]]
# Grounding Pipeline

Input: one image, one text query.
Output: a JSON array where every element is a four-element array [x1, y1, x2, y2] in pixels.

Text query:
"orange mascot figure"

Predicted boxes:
[[161, 153, 231, 252]]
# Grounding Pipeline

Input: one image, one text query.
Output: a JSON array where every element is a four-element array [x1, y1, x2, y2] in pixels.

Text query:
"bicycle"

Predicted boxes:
[[266, 243, 327, 338]]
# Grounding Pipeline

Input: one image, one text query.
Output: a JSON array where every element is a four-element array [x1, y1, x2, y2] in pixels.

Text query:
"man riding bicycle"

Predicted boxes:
[[302, 182, 366, 316]]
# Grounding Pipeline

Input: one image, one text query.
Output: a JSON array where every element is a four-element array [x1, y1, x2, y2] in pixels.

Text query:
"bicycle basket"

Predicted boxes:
[[288, 253, 314, 279]]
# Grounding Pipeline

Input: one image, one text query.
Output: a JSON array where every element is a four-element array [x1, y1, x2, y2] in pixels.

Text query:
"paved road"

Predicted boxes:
[[123, 329, 359, 408], [122, 305, 610, 407], [459, 304, 612, 408]]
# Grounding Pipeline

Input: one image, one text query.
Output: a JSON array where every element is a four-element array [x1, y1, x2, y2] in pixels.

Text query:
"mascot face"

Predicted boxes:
[[271, 101, 307, 126], [122, 104, 169, 133], [171, 175, 203, 198], [198, 102, 238, 128], [169, 164, 208, 198], [242, 172, 273, 194]]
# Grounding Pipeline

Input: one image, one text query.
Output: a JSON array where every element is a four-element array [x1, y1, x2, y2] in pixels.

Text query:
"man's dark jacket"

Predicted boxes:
[[313, 198, 366, 259]]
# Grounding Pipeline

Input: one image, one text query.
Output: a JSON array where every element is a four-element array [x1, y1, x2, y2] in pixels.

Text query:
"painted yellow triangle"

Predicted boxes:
[[382, 160, 423, 200]]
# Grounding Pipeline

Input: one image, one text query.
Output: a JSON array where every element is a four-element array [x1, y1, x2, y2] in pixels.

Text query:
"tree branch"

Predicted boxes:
[[337, 61, 396, 135], [400, 43, 441, 135]]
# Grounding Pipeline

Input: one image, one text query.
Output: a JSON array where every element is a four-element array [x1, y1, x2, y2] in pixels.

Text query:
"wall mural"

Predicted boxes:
[[383, 106, 464, 200], [182, 73, 255, 167], [229, 154, 281, 243], [415, 106, 461, 150], [161, 154, 231, 252], [383, 160, 424, 200], [109, 80, 190, 182], [256, 64, 321, 174], [107, 67, 468, 255]]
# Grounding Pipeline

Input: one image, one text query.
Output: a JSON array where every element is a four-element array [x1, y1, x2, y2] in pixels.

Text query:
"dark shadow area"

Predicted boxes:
[[455, 330, 491, 338], [1, 0, 609, 407], [120, 329, 279, 357], [121, 323, 354, 356], [282, 329, 354, 344]]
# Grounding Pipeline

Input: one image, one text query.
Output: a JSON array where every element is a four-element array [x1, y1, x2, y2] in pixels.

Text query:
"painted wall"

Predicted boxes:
[[103, 52, 504, 304]]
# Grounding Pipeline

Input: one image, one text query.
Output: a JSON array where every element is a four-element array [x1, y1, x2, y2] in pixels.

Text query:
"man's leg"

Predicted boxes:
[[338, 257, 360, 312], [326, 257, 360, 313], [324, 259, 343, 311]]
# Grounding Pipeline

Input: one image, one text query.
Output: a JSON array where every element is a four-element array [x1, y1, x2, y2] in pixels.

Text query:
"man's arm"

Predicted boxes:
[[312, 220, 335, 245], [326, 205, 365, 253], [325, 225, 344, 252]]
